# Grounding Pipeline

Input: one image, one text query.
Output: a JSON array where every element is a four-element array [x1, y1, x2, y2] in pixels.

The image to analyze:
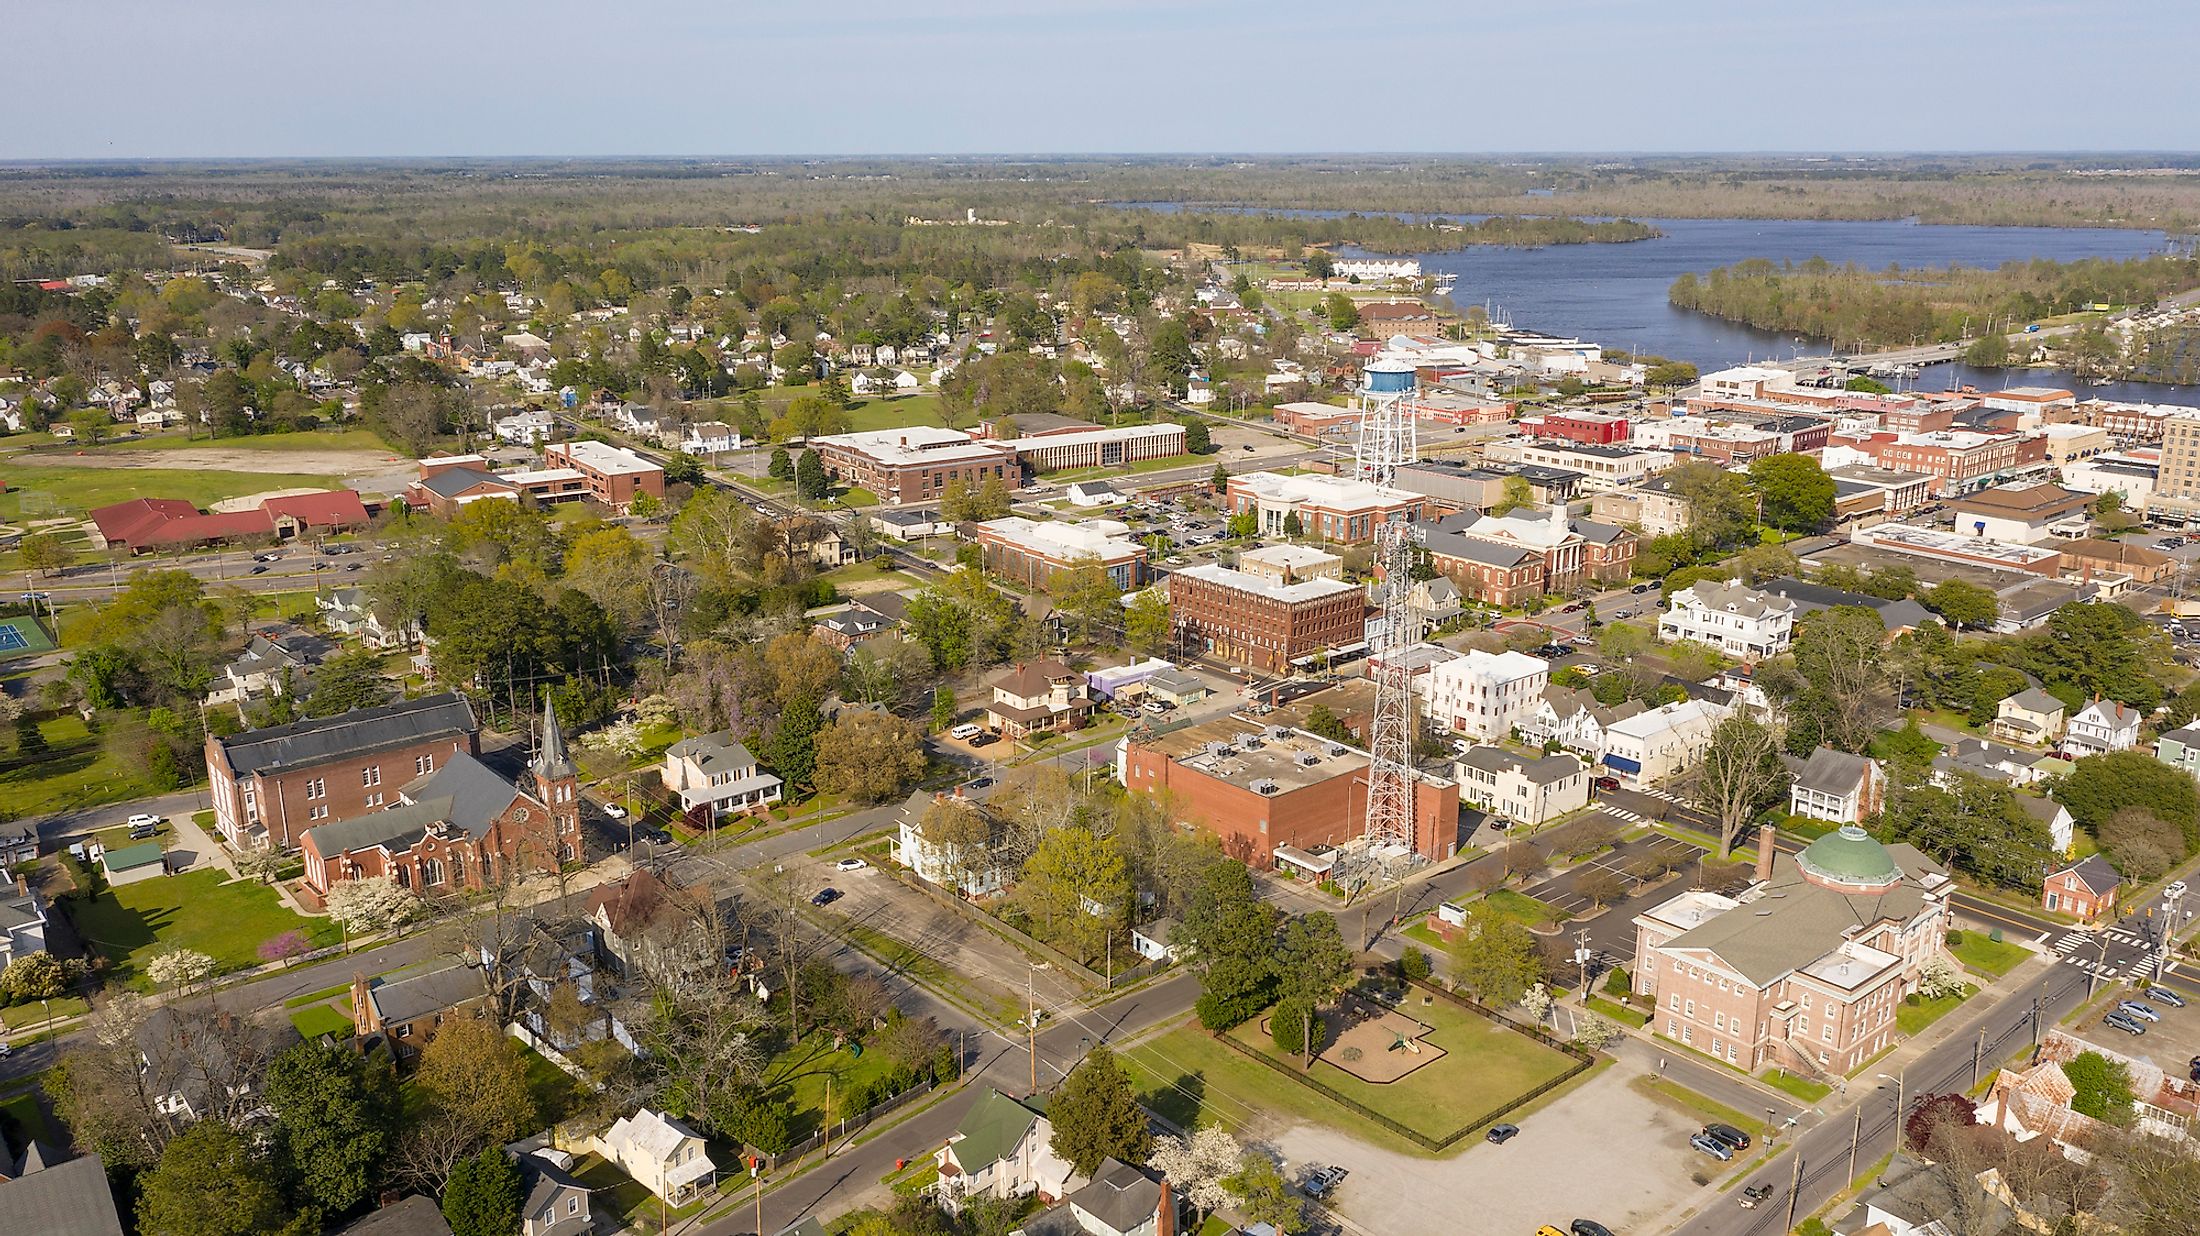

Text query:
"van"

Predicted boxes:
[[948, 723, 981, 740]]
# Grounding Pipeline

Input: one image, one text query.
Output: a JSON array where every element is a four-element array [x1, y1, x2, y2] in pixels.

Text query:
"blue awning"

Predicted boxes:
[[1603, 753, 1642, 774]]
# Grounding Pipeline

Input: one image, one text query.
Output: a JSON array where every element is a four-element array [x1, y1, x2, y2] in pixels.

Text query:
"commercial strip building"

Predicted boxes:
[[1117, 718, 1459, 867], [972, 517, 1148, 591], [1223, 471, 1425, 544], [1163, 563, 1365, 674]]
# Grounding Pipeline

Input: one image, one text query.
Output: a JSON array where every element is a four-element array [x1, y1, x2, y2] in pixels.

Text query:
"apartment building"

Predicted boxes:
[[542, 441, 666, 512], [1236, 543, 1344, 583], [205, 692, 481, 850], [1164, 563, 1365, 673], [2149, 411, 2200, 524], [1454, 747, 1588, 829], [1415, 649, 1550, 741], [1601, 697, 1728, 787]]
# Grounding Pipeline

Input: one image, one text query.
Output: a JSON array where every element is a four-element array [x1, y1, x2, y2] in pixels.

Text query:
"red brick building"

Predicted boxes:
[[299, 703, 581, 897], [1164, 563, 1365, 673], [1869, 431, 2024, 497], [1534, 410, 1630, 446], [2042, 856, 2120, 922], [1118, 717, 1458, 867], [542, 440, 667, 512], [205, 693, 481, 851], [810, 427, 1016, 506]]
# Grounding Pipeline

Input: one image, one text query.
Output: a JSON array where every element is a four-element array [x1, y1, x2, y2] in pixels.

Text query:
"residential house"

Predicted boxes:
[[985, 659, 1094, 738], [334, 1195, 455, 1236], [206, 627, 333, 707], [587, 870, 723, 994], [1601, 698, 1728, 787], [1414, 649, 1550, 741], [0, 881, 49, 969], [135, 1002, 297, 1124], [1021, 1159, 1172, 1236], [518, 1151, 594, 1236], [1827, 1153, 2013, 1236], [1787, 748, 1887, 825], [350, 964, 490, 1056], [1129, 919, 1180, 964], [2041, 856, 2121, 922], [1406, 575, 1463, 633], [2156, 724, 2200, 777], [2061, 698, 2141, 757], [598, 1109, 716, 1206], [1659, 580, 1796, 660], [317, 588, 421, 650], [895, 791, 1008, 898], [660, 732, 784, 817], [1978, 1028, 2198, 1154], [871, 509, 951, 541], [1516, 685, 1645, 765], [0, 1152, 126, 1236], [811, 605, 895, 652], [1991, 689, 2066, 747], [931, 1090, 1075, 1212], [1454, 747, 1589, 829], [2018, 794, 2076, 856], [494, 409, 558, 447], [1932, 738, 2051, 789], [1066, 481, 1125, 508], [679, 421, 739, 455]]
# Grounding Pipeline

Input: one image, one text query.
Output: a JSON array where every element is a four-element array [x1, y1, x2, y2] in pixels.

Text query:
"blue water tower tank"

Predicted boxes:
[[1364, 360, 1415, 395]]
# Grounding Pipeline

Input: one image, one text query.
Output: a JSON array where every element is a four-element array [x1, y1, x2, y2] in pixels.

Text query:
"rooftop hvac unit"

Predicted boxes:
[[1270, 726, 1292, 741], [1299, 752, 1322, 766], [1328, 745, 1351, 758], [1252, 780, 1280, 796]]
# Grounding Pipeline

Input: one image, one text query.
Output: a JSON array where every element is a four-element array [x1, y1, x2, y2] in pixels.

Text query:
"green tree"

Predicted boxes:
[[1748, 454, 1836, 533], [795, 449, 829, 499], [766, 693, 825, 795], [305, 648, 392, 717], [1303, 704, 1352, 745], [1149, 321, 1194, 396], [1271, 993, 1313, 1058], [930, 686, 957, 734], [442, 1146, 522, 1236], [1224, 1153, 1306, 1235], [2055, 751, 2199, 851], [1665, 461, 1758, 551], [2062, 1051, 2136, 1125], [1178, 416, 1212, 453], [18, 530, 77, 576], [1921, 579, 1997, 630], [768, 446, 792, 479], [1323, 293, 1359, 332], [1790, 605, 1890, 753], [1965, 331, 2010, 368], [1210, 462, 1228, 492], [1226, 512, 1258, 540], [413, 1017, 534, 1155], [137, 1120, 299, 1236], [1304, 251, 1335, 280], [1125, 590, 1171, 657], [2023, 602, 2164, 711], [1967, 665, 2032, 728], [1281, 510, 1303, 539], [814, 708, 926, 805], [1883, 774, 2056, 891], [1022, 828, 1129, 960], [1047, 1046, 1153, 1176], [1178, 862, 1280, 1031], [265, 1039, 398, 1217], [1444, 900, 1543, 1008], [1274, 913, 1353, 1009], [1052, 560, 1124, 645]]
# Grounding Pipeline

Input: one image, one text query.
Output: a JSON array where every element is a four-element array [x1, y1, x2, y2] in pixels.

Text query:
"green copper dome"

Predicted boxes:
[[1794, 824, 1901, 889]]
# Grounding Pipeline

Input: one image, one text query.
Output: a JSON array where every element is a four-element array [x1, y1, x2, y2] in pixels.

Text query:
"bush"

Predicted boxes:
[[1603, 967, 1632, 998], [1944, 930, 1965, 948], [715, 1097, 795, 1154], [1271, 996, 1312, 1056], [1396, 948, 1432, 983]]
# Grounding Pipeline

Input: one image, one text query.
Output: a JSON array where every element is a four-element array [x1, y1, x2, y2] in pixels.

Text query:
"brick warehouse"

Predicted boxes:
[[206, 692, 481, 850], [1164, 563, 1365, 673], [1117, 718, 1458, 867]]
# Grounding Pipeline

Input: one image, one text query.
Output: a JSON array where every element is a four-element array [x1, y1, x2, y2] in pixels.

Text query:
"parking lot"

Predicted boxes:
[[2081, 982, 2200, 1080]]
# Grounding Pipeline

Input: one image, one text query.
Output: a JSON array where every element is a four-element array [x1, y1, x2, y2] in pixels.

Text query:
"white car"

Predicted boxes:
[[2168, 880, 2189, 901], [601, 803, 629, 820], [949, 723, 981, 740], [125, 813, 163, 830], [834, 857, 868, 872]]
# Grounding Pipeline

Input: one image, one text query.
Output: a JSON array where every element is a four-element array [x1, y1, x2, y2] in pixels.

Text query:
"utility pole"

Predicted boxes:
[[1576, 929, 1595, 1005], [1784, 1151, 1804, 1233], [1847, 1108, 1862, 1188], [1971, 1028, 1985, 1090]]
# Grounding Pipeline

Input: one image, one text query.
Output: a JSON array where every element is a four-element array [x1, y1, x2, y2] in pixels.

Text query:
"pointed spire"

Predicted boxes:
[[534, 692, 576, 781]]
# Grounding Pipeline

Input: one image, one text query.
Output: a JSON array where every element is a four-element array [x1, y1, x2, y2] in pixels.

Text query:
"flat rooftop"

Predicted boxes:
[[1231, 470, 1419, 511], [814, 426, 1014, 467], [1146, 718, 1372, 795], [1239, 543, 1343, 570], [976, 516, 1142, 561], [1851, 521, 2064, 569], [553, 440, 660, 475], [1170, 562, 1360, 605]]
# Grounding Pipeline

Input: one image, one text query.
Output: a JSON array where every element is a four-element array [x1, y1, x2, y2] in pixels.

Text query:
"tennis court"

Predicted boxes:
[[0, 615, 57, 658]]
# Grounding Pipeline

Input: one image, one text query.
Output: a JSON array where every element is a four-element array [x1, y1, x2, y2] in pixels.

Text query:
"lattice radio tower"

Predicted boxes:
[[1353, 384, 1420, 855]]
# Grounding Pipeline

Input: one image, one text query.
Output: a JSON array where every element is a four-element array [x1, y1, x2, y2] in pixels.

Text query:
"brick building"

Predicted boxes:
[[1630, 824, 1951, 1076], [298, 703, 581, 898], [1530, 410, 1629, 446], [206, 693, 480, 851], [1871, 431, 2024, 497], [1224, 472, 1424, 544], [1164, 563, 1365, 673], [1006, 423, 1185, 472], [1117, 718, 1458, 867], [973, 517, 1148, 591], [2041, 856, 2121, 923], [542, 441, 666, 512], [810, 426, 1016, 506]]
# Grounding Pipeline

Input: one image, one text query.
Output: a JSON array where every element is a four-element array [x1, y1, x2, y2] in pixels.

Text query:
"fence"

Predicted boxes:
[[745, 1076, 937, 1172], [885, 867, 1159, 992]]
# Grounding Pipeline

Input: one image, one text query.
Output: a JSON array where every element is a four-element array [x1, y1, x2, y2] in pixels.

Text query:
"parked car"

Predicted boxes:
[[2103, 1010, 2148, 1036], [1630, 582, 1657, 594], [1570, 1222, 1614, 1236], [2167, 880, 2189, 900], [810, 888, 841, 907], [2143, 986, 2187, 1009], [601, 803, 628, 820], [1485, 1123, 1519, 1144], [949, 723, 981, 740], [1299, 1164, 1348, 1199], [2118, 1000, 2163, 1023], [833, 858, 868, 872], [1703, 1123, 1752, 1153], [1691, 1133, 1735, 1161], [0, 1041, 11, 1059], [1593, 775, 1621, 792], [126, 812, 163, 831], [966, 776, 995, 791], [969, 733, 1000, 748], [1741, 1182, 1777, 1209]]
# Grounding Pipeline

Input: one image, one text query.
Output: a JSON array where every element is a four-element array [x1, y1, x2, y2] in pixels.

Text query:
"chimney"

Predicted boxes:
[[350, 971, 378, 1036], [1156, 1177, 1175, 1236], [1755, 823, 1778, 884]]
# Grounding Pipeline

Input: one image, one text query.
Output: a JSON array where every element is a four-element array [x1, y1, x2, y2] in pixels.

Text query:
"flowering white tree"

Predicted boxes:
[[584, 718, 645, 760], [146, 948, 216, 992], [1148, 1126, 1242, 1214], [1518, 982, 1553, 1027], [325, 875, 429, 937], [1916, 954, 1965, 1001], [1571, 1013, 1621, 1051]]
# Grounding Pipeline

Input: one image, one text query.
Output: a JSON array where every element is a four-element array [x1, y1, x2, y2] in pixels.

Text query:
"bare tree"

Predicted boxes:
[[1692, 714, 1787, 859]]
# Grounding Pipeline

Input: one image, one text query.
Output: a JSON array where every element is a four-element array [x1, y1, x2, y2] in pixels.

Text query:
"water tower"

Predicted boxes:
[[1362, 358, 1416, 397]]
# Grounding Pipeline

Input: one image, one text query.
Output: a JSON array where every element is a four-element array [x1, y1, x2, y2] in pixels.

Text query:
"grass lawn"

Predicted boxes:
[[1898, 986, 1976, 1036], [1, 996, 90, 1030], [1482, 889, 1563, 929], [1633, 1075, 1758, 1136], [1761, 1068, 1833, 1103], [840, 394, 946, 433], [1044, 454, 1204, 485], [0, 1091, 53, 1146], [0, 465, 340, 519], [0, 713, 166, 817], [283, 982, 353, 1009], [762, 1032, 909, 1140], [71, 867, 342, 989], [1950, 934, 2030, 977], [101, 429, 395, 455], [573, 1154, 711, 1227], [519, 1043, 586, 1126], [287, 1003, 354, 1040], [1120, 1022, 1427, 1155], [1586, 995, 1651, 1029]]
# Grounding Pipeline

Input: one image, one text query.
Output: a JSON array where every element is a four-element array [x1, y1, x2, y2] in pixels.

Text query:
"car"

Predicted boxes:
[[965, 775, 995, 791], [1691, 1132, 1735, 1161], [1741, 1182, 1778, 1209], [1485, 1123, 1519, 1144], [1613, 608, 1635, 620], [833, 857, 868, 872], [1703, 1123, 1752, 1152], [248, 564, 271, 575], [309, 561, 331, 571], [969, 733, 1000, 748], [2118, 1000, 2163, 1023], [2143, 986, 2187, 1009], [601, 803, 628, 820], [126, 813, 162, 830], [1142, 700, 1171, 715], [0, 1041, 11, 1059], [949, 723, 981, 740], [1592, 774, 1621, 791], [1571, 1222, 1615, 1236], [2103, 1011, 2148, 1036], [1562, 601, 1587, 613], [637, 826, 673, 846], [810, 888, 841, 907], [1536, 1227, 1568, 1236], [344, 562, 363, 572], [1631, 581, 1657, 594], [2167, 880, 2189, 900], [1242, 443, 1256, 451]]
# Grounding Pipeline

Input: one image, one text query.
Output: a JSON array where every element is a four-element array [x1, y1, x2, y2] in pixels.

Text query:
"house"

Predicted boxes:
[[0, 1152, 126, 1236], [1066, 481, 1125, 508], [599, 1109, 716, 1206], [317, 588, 421, 650], [2156, 724, 2200, 778], [1932, 737, 2050, 789], [896, 791, 1009, 898], [1787, 748, 1887, 825], [985, 659, 1094, 738], [1414, 649, 1550, 741], [2017, 794, 2075, 856], [870, 509, 951, 542], [931, 1090, 1075, 1212], [2061, 698, 2140, 757], [1516, 685, 1645, 765], [2042, 855, 2121, 922], [1978, 1028, 2198, 1155], [333, 1195, 455, 1236], [660, 732, 784, 817], [1130, 918, 1180, 964], [135, 1002, 298, 1124], [1141, 668, 1212, 708], [518, 1150, 594, 1236], [1658, 580, 1797, 660], [680, 421, 739, 455], [1022, 1158, 1172, 1236], [1601, 698, 1728, 787], [1991, 688, 2066, 747], [1454, 747, 1589, 829], [494, 409, 558, 447], [1631, 824, 1953, 1075], [207, 628, 333, 707], [1406, 576, 1462, 635], [1829, 1153, 2013, 1236], [0, 882, 49, 969], [811, 605, 895, 652], [350, 964, 490, 1055], [99, 841, 166, 886]]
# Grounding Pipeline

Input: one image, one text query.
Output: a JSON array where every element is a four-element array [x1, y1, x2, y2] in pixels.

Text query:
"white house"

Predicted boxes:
[[2017, 795, 2075, 856], [896, 793, 1007, 898], [1659, 580, 1797, 660], [598, 1108, 716, 1206], [1067, 481, 1126, 508], [932, 1090, 1076, 1213], [0, 885, 49, 969], [660, 732, 784, 817], [680, 421, 740, 455], [1454, 747, 1589, 829], [1516, 686, 1646, 765], [1415, 649, 1550, 741], [495, 409, 558, 446], [1601, 697, 1728, 787], [1788, 747, 1887, 825], [2061, 699, 2141, 758]]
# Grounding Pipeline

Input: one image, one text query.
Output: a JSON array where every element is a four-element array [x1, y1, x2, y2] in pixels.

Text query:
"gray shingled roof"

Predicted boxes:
[[519, 1152, 590, 1223], [2057, 854, 2122, 894], [2003, 688, 2063, 715], [1458, 746, 1582, 785], [1421, 526, 1537, 568], [417, 467, 512, 499], [332, 1195, 455, 1236], [217, 692, 475, 777], [366, 964, 484, 1027], [302, 750, 521, 856], [1794, 747, 1873, 797], [1066, 1158, 1162, 1235], [0, 1153, 125, 1236], [664, 732, 758, 776]]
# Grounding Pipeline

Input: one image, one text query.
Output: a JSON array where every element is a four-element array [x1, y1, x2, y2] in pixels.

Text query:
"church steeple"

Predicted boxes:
[[533, 694, 577, 782]]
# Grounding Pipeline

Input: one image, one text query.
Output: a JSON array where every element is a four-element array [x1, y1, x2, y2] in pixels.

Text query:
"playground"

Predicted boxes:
[[1265, 995, 1449, 1084]]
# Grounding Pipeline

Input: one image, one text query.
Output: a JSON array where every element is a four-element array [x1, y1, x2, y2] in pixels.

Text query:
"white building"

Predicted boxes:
[[597, 1109, 716, 1206], [896, 793, 1007, 897], [1659, 580, 1798, 659], [678, 421, 740, 455], [1601, 697, 1729, 787], [1788, 747, 1887, 825], [1454, 747, 1589, 829], [1333, 257, 1421, 282], [1517, 686, 1646, 765], [495, 408, 558, 446], [659, 732, 784, 817], [2062, 699, 2141, 758], [1415, 649, 1550, 741], [1700, 365, 1797, 402]]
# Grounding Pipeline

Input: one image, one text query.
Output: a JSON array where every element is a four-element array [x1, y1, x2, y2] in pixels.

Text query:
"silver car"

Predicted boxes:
[[2118, 1000, 2163, 1023]]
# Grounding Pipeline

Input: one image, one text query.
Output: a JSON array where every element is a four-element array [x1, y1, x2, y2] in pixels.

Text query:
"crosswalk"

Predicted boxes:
[[2049, 926, 2154, 980]]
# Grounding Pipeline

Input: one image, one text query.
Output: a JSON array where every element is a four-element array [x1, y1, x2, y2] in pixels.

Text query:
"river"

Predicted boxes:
[[1125, 203, 2189, 401]]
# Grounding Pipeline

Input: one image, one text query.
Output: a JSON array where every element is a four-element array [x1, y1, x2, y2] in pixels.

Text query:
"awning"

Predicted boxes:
[[1602, 753, 1642, 774]]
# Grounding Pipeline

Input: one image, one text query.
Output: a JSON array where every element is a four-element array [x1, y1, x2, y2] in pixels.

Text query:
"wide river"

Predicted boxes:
[[1125, 204, 2190, 402]]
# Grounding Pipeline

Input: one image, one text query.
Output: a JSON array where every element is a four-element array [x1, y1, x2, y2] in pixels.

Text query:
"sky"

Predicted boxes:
[[9, 0, 2200, 159]]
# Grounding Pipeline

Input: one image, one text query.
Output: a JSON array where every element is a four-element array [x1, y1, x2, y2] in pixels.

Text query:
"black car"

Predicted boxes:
[[1703, 1123, 1752, 1152], [1741, 1182, 1777, 1209], [1571, 1222, 1614, 1236], [1485, 1123, 1519, 1144], [810, 888, 841, 907], [1630, 581, 1657, 594], [967, 776, 995, 790], [248, 564, 271, 575]]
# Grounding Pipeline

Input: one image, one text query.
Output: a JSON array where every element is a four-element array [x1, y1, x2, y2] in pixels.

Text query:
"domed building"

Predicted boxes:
[[1629, 822, 1953, 1077]]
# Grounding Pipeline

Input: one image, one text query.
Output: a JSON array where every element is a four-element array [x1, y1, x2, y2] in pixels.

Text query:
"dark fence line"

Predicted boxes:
[[746, 1076, 938, 1173], [886, 867, 1159, 992]]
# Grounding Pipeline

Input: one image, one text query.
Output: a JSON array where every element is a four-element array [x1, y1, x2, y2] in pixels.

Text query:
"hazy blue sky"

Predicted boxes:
[[11, 0, 2198, 158]]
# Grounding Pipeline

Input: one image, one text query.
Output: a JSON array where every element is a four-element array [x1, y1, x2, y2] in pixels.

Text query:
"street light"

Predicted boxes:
[[1878, 1070, 1907, 1130]]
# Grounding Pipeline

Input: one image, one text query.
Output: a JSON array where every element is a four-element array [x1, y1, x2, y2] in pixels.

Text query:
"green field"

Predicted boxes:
[[1761, 1068, 1833, 1103], [0, 713, 167, 817], [0, 464, 340, 519], [1483, 889, 1565, 929], [1950, 933, 2030, 977], [1897, 985, 1975, 1035], [287, 1003, 354, 1039], [842, 395, 946, 433], [763, 1030, 913, 1139], [0, 995, 89, 1030], [519, 1043, 586, 1126], [70, 867, 343, 989]]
